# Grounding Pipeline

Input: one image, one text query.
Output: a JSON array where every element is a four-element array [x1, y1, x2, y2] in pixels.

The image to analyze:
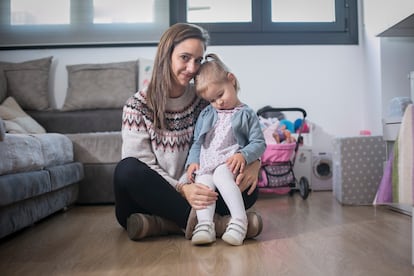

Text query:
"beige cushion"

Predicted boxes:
[[32, 133, 74, 167], [0, 134, 44, 174], [0, 56, 52, 111], [66, 131, 122, 163], [0, 97, 46, 134], [62, 60, 138, 111]]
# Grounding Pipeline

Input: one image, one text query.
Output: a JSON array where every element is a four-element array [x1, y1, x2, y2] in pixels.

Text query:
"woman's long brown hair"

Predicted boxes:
[[146, 23, 209, 129]]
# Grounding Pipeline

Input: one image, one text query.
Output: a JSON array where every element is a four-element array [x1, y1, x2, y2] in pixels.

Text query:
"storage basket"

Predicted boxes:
[[258, 162, 294, 188], [261, 143, 296, 164]]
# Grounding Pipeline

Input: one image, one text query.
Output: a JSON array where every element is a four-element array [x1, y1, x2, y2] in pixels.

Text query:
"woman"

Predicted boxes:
[[113, 23, 263, 241]]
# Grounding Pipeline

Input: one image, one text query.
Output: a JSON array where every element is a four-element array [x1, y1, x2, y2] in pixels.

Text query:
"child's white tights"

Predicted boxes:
[[195, 164, 248, 226]]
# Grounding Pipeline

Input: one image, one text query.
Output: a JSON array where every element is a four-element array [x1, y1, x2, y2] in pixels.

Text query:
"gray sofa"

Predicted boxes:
[[28, 109, 123, 204], [0, 56, 150, 239], [0, 56, 147, 206], [0, 118, 84, 239], [0, 104, 121, 240]]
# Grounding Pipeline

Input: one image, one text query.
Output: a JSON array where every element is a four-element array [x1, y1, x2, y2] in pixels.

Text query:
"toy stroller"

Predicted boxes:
[[257, 106, 310, 199]]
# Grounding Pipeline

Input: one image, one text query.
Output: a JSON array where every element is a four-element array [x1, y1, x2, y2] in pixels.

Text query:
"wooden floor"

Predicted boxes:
[[0, 191, 413, 276]]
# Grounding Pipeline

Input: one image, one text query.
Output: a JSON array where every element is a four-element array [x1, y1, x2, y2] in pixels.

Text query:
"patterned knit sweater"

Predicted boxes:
[[121, 86, 208, 188]]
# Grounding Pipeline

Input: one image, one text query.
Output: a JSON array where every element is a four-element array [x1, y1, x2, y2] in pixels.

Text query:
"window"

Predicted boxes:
[[0, 0, 358, 49], [187, 0, 251, 23], [171, 0, 358, 45], [93, 0, 153, 24], [0, 0, 169, 49], [11, 0, 70, 25], [271, 0, 335, 23]]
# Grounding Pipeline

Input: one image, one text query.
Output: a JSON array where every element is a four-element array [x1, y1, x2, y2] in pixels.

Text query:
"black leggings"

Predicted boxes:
[[113, 157, 259, 229]]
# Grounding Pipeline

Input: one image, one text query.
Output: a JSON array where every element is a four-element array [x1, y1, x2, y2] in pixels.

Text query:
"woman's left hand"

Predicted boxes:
[[235, 159, 261, 195], [181, 182, 218, 210]]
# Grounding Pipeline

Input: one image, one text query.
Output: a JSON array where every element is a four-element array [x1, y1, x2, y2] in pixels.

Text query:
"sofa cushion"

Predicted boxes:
[[66, 131, 122, 163], [0, 133, 75, 175], [0, 97, 46, 134], [47, 162, 84, 191], [77, 163, 116, 204], [0, 56, 52, 111], [0, 170, 51, 206], [27, 108, 122, 134], [0, 183, 79, 239], [0, 134, 44, 175], [62, 60, 138, 111], [31, 133, 74, 167]]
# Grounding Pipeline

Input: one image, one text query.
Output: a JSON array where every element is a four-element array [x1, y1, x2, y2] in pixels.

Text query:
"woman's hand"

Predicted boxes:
[[235, 159, 261, 195], [181, 183, 218, 210]]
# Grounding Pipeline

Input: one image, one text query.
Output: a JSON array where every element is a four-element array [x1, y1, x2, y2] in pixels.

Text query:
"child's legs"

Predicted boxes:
[[194, 174, 216, 223], [213, 164, 247, 224]]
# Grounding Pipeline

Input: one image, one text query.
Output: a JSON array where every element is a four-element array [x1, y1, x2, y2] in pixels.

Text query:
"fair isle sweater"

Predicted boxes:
[[121, 86, 208, 188]]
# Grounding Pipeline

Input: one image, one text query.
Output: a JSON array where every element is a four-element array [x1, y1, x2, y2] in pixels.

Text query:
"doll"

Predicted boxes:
[[273, 124, 296, 144]]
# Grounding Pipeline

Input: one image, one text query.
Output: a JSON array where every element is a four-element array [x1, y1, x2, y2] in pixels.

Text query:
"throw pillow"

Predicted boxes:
[[0, 56, 53, 111], [0, 97, 46, 134], [62, 60, 138, 111]]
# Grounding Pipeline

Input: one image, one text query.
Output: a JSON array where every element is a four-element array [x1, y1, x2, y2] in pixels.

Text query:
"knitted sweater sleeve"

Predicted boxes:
[[121, 97, 179, 187]]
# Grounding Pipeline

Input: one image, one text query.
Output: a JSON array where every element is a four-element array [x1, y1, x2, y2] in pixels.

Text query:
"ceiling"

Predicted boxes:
[[378, 13, 414, 37]]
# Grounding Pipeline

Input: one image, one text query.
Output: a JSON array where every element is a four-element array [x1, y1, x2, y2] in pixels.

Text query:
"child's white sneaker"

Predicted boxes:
[[191, 221, 216, 245], [222, 220, 247, 246]]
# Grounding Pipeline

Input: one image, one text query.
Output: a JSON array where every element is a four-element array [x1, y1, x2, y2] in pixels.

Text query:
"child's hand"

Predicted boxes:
[[226, 153, 246, 174], [186, 163, 199, 182]]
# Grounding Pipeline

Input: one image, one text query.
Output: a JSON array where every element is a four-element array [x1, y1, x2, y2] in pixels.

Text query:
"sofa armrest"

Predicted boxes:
[[26, 109, 123, 134]]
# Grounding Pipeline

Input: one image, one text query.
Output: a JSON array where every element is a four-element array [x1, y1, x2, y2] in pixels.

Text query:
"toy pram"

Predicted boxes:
[[257, 106, 310, 199]]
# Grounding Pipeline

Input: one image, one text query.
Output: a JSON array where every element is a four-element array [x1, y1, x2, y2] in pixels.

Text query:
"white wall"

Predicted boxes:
[[0, 43, 368, 137], [1, 1, 410, 142], [380, 37, 414, 117], [362, 0, 414, 120], [360, 39, 382, 136], [208, 44, 367, 139], [363, 0, 414, 37]]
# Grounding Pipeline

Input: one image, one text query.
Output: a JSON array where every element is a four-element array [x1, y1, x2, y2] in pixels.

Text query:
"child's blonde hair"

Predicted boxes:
[[195, 53, 240, 96]]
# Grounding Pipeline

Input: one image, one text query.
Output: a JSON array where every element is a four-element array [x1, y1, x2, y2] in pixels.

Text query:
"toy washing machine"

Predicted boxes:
[[312, 152, 333, 191]]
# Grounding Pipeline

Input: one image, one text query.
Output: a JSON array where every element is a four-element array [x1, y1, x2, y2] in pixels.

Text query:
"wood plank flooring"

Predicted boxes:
[[0, 191, 412, 276]]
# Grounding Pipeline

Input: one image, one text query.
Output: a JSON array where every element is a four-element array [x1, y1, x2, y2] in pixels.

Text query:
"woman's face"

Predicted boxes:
[[170, 38, 205, 93]]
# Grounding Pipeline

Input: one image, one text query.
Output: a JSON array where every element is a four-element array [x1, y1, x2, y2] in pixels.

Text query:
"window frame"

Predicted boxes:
[[0, 0, 168, 49], [0, 0, 358, 49], [170, 0, 358, 45]]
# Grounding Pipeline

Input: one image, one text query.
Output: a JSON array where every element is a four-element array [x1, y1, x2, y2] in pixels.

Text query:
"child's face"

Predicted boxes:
[[201, 73, 240, 110]]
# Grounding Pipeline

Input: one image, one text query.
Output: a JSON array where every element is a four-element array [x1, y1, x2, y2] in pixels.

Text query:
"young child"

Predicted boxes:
[[186, 54, 266, 246]]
